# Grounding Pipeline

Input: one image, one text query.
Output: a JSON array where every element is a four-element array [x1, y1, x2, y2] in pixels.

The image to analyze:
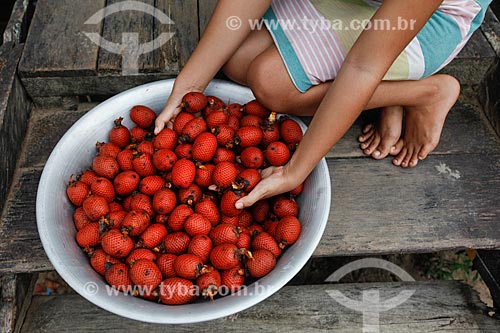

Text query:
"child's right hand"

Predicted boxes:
[[154, 89, 186, 135]]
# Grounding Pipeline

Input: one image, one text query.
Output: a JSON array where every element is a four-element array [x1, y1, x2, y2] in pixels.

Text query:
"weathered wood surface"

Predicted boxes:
[[474, 250, 500, 308], [199, 0, 217, 36], [18, 0, 106, 77], [0, 42, 32, 214], [19, 281, 500, 332], [0, 274, 35, 333], [2, 0, 34, 44]]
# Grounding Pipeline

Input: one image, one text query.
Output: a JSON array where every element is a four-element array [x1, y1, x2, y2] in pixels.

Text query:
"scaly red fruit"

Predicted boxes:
[[174, 143, 192, 159], [122, 195, 133, 211], [220, 190, 244, 217], [113, 171, 140, 196], [210, 224, 241, 246], [212, 162, 237, 189], [82, 195, 110, 221], [206, 110, 229, 128], [280, 118, 303, 144], [235, 169, 261, 192], [289, 182, 304, 196], [221, 267, 245, 293], [109, 117, 131, 148], [227, 115, 240, 132], [153, 128, 178, 150], [251, 200, 270, 224], [89, 248, 120, 275], [237, 210, 253, 228], [137, 140, 154, 155], [174, 254, 208, 279], [76, 223, 101, 247], [184, 213, 212, 236], [73, 207, 92, 230], [153, 188, 177, 214], [261, 121, 280, 147], [275, 216, 301, 248], [192, 132, 217, 162], [180, 92, 208, 113], [122, 210, 150, 236], [265, 141, 290, 166], [157, 254, 177, 278], [171, 159, 196, 188], [195, 164, 214, 187], [252, 232, 281, 258], [132, 152, 156, 177], [205, 95, 226, 113], [240, 114, 263, 128], [139, 175, 166, 196], [96, 142, 121, 158], [264, 220, 279, 238], [153, 149, 177, 172], [212, 147, 235, 164], [138, 224, 168, 248], [99, 210, 127, 232], [126, 248, 156, 265], [79, 169, 98, 186], [212, 125, 235, 147], [105, 263, 133, 292], [130, 126, 148, 142], [240, 147, 264, 169], [236, 232, 251, 249], [243, 100, 271, 118], [167, 204, 193, 232], [246, 249, 276, 278], [273, 197, 299, 217], [130, 105, 156, 129], [188, 235, 213, 263], [173, 112, 195, 135], [195, 198, 220, 226], [67, 177, 89, 206], [247, 224, 264, 238], [159, 277, 196, 305], [109, 202, 123, 212], [221, 215, 239, 226], [236, 126, 263, 147], [130, 193, 154, 217], [102, 229, 134, 258], [163, 232, 191, 255], [90, 177, 115, 203], [92, 155, 120, 179], [196, 268, 221, 300], [130, 259, 163, 290], [226, 103, 243, 119], [178, 184, 202, 206], [117, 149, 134, 171], [210, 244, 251, 270], [180, 118, 207, 143]]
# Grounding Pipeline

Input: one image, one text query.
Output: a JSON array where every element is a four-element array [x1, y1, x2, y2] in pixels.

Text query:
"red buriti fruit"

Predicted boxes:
[[227, 115, 240, 131], [237, 210, 253, 228], [171, 159, 196, 188], [235, 169, 261, 192], [132, 152, 156, 177], [155, 214, 168, 225], [153, 149, 177, 172], [130, 126, 148, 142], [246, 249, 276, 278], [153, 188, 177, 215], [210, 244, 251, 270], [130, 193, 154, 217], [247, 224, 264, 237], [220, 190, 244, 217], [174, 254, 208, 279], [113, 171, 140, 196], [195, 164, 214, 187], [117, 149, 134, 171], [130, 105, 156, 129], [139, 175, 166, 196], [221, 215, 239, 226], [130, 259, 162, 290], [195, 198, 220, 226], [252, 200, 270, 224], [105, 263, 133, 292], [265, 141, 290, 166], [275, 216, 301, 248], [153, 128, 178, 150], [192, 132, 217, 162], [96, 142, 121, 159], [109, 117, 131, 148], [280, 118, 303, 144], [157, 254, 177, 278], [82, 195, 110, 221], [212, 162, 237, 189], [99, 210, 127, 231], [163, 232, 191, 255], [109, 202, 123, 212], [188, 235, 213, 263], [90, 177, 115, 203], [79, 169, 98, 186], [175, 143, 192, 159], [252, 232, 281, 258], [76, 223, 101, 247], [213, 147, 235, 164], [178, 184, 202, 206], [221, 267, 245, 293], [212, 125, 235, 147], [137, 141, 154, 155], [236, 231, 251, 249], [210, 224, 241, 246], [206, 110, 228, 128], [102, 229, 134, 258], [243, 100, 271, 118], [138, 223, 168, 249], [173, 112, 195, 135], [226, 103, 243, 119], [240, 147, 264, 169], [236, 126, 263, 147], [289, 182, 304, 196], [67, 177, 89, 206], [184, 213, 212, 236], [92, 156, 119, 179], [273, 197, 299, 217], [262, 122, 280, 147], [122, 195, 132, 211], [167, 204, 193, 232], [126, 248, 156, 265], [240, 114, 263, 128], [197, 268, 221, 300], [159, 277, 196, 305], [264, 220, 279, 238], [180, 92, 208, 113], [73, 207, 92, 230], [122, 210, 150, 236], [180, 118, 207, 142], [89, 248, 120, 275]]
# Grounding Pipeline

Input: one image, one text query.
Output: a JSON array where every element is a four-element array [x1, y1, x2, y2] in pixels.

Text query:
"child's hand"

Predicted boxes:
[[235, 165, 301, 209], [154, 90, 185, 135]]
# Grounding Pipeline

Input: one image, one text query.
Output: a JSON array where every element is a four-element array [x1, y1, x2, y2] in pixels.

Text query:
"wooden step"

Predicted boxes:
[[1, 98, 499, 273], [17, 0, 497, 98], [18, 281, 499, 332]]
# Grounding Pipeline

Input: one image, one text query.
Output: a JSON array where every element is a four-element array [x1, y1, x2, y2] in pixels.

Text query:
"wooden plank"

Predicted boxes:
[[198, 0, 218, 37], [2, 0, 35, 44], [0, 274, 36, 333], [18, 0, 106, 77], [19, 281, 500, 332]]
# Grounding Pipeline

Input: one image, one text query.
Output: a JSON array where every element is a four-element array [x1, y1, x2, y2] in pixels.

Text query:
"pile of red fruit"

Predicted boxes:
[[66, 92, 304, 305]]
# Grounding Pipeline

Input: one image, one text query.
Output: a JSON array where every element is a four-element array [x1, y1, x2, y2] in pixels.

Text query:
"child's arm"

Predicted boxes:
[[154, 0, 272, 134], [236, 0, 444, 208]]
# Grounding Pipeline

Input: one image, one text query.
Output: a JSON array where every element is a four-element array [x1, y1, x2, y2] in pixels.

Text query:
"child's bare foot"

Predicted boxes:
[[393, 74, 460, 168], [358, 106, 404, 159]]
